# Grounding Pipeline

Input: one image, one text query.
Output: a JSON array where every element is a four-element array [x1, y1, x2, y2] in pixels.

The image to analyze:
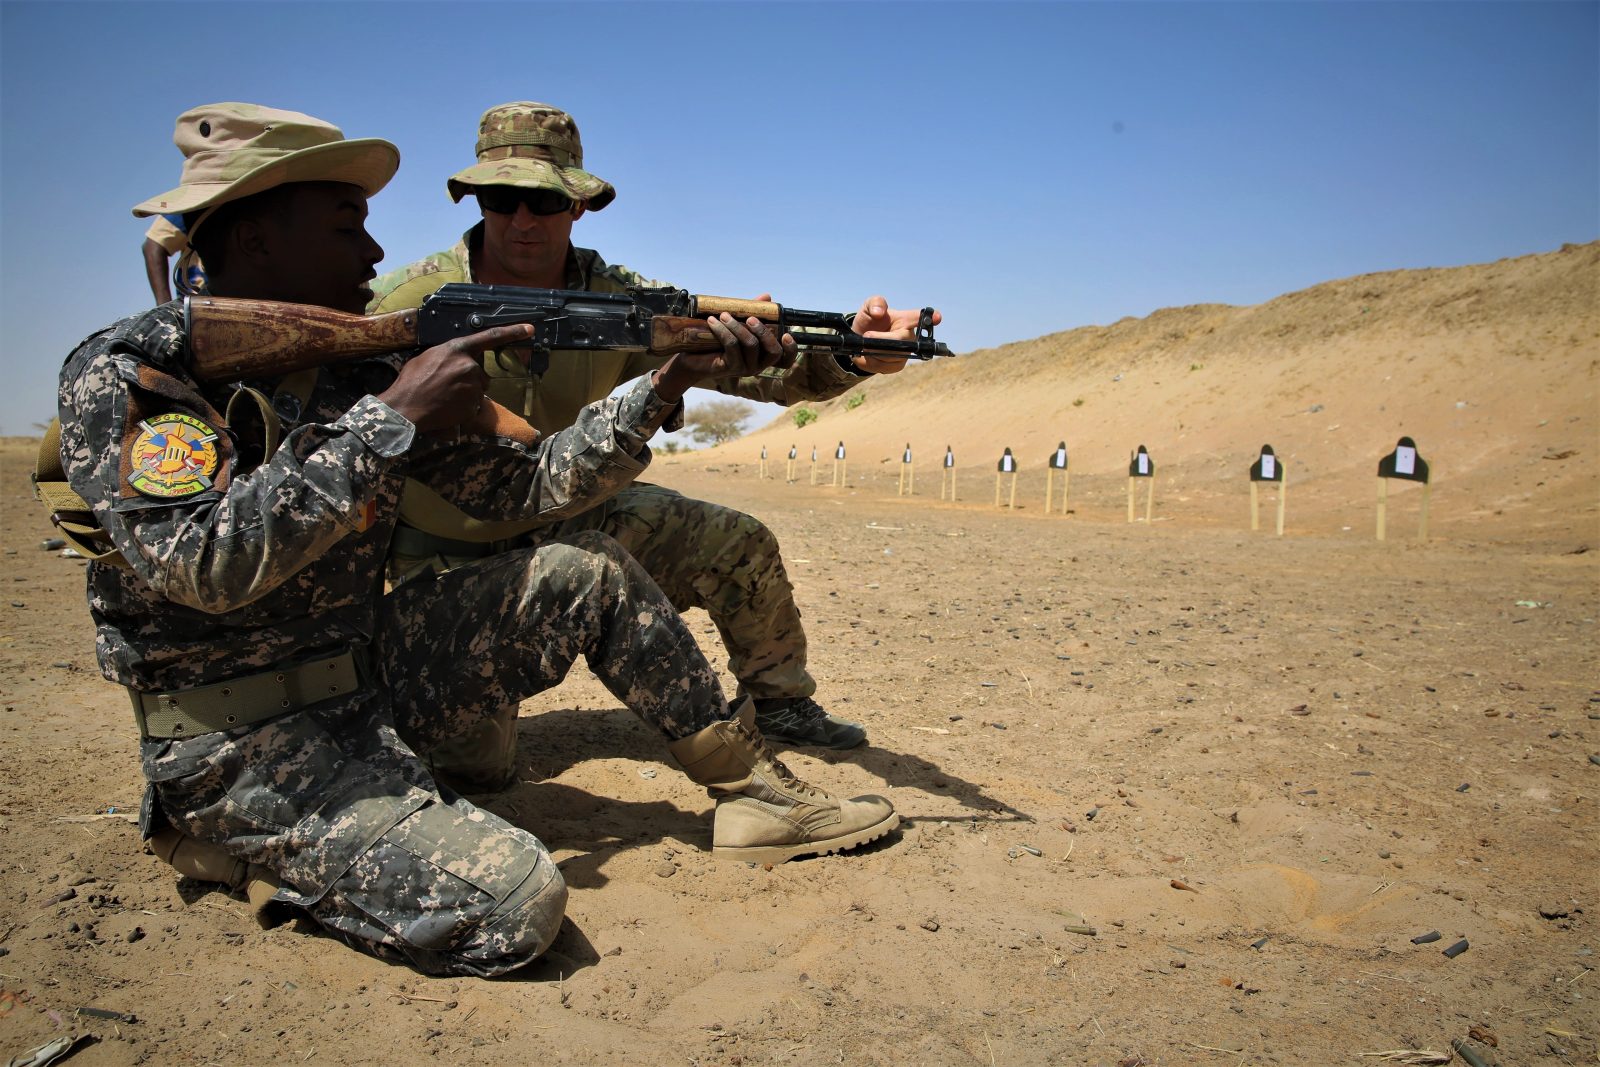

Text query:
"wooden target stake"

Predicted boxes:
[[1046, 443, 1069, 515], [940, 447, 956, 501], [1376, 477, 1388, 542], [786, 445, 797, 484], [809, 445, 818, 486], [995, 448, 1017, 509], [1248, 445, 1286, 535], [1127, 445, 1154, 523], [758, 447, 769, 480], [898, 444, 914, 496], [1375, 437, 1432, 542]]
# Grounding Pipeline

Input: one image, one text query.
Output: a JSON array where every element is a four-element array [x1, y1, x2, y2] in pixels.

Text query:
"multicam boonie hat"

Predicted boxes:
[[446, 101, 615, 211], [131, 103, 399, 222]]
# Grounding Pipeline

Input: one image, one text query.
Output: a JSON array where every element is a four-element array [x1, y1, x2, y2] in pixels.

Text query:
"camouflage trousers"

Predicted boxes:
[[391, 483, 815, 789], [384, 527, 731, 790], [144, 530, 729, 976]]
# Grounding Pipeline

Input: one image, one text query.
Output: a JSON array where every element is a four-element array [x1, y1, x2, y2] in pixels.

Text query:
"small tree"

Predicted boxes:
[[793, 406, 818, 429], [686, 398, 755, 446]]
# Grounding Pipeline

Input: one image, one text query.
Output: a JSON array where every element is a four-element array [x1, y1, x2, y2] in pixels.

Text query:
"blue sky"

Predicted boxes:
[[1, 0, 1595, 434]]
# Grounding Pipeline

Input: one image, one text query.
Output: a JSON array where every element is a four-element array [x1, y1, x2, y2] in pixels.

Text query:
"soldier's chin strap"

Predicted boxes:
[[181, 202, 224, 246]]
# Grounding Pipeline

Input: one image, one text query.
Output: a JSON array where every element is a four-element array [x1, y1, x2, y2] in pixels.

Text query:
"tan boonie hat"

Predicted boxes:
[[131, 102, 399, 220], [446, 101, 615, 211]]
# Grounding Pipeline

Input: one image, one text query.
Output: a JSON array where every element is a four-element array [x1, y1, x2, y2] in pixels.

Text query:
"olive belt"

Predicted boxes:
[[128, 651, 360, 741]]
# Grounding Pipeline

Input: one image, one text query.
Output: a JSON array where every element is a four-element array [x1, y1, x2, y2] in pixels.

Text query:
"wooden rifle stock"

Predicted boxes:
[[186, 297, 537, 446], [187, 298, 418, 382]]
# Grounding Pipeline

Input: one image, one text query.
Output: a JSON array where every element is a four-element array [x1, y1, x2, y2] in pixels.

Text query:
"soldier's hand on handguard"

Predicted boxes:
[[849, 296, 943, 375], [379, 324, 534, 434], [650, 313, 798, 404]]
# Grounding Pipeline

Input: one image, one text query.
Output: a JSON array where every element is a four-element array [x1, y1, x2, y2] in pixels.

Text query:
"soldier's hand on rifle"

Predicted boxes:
[[849, 296, 942, 375], [380, 324, 533, 434], [650, 313, 797, 403]]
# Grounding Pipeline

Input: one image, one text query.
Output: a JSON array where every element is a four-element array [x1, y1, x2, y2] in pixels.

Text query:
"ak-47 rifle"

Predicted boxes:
[[187, 283, 949, 430]]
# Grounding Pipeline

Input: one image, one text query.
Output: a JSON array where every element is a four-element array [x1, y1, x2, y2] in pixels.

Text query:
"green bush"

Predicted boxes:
[[1072, 397, 1085, 407], [844, 392, 866, 411], [793, 406, 818, 428]]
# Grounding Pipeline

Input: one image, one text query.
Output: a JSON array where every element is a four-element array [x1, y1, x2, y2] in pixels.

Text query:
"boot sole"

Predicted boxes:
[[712, 812, 900, 864]]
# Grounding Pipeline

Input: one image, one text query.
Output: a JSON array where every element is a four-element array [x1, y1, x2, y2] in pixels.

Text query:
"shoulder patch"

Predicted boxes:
[[126, 412, 222, 498]]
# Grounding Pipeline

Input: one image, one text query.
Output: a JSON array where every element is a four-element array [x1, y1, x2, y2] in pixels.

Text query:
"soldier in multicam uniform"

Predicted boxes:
[[59, 103, 897, 978], [370, 101, 944, 777]]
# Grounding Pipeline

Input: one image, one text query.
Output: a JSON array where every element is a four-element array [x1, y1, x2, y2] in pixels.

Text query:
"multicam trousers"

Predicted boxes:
[[145, 529, 729, 976]]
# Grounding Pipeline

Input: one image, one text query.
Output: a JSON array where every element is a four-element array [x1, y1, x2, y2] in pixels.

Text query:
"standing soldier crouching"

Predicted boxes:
[[370, 102, 944, 776], [56, 103, 897, 978]]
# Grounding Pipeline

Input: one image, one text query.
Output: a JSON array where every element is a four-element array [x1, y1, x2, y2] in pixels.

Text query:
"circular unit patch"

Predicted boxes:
[[128, 412, 221, 498]]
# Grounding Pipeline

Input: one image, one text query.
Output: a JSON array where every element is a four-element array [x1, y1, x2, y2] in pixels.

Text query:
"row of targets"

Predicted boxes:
[[761, 437, 1432, 539]]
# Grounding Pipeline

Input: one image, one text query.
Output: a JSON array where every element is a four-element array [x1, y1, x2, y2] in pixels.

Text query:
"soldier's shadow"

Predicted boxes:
[[479, 704, 1028, 860]]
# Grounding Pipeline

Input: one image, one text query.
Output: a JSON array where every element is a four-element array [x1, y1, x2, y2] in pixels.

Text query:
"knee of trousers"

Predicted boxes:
[[333, 801, 568, 978], [535, 530, 642, 597], [442, 851, 569, 977], [690, 513, 787, 605]]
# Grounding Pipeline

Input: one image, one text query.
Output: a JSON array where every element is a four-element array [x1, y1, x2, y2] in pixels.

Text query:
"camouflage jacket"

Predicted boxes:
[[57, 300, 676, 697], [367, 225, 865, 437]]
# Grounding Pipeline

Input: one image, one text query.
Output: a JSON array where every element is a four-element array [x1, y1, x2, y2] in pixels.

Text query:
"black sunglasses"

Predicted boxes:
[[475, 186, 576, 216]]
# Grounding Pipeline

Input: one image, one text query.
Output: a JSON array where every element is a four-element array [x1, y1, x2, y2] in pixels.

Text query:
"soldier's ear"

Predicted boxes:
[[571, 203, 587, 222], [230, 214, 273, 268]]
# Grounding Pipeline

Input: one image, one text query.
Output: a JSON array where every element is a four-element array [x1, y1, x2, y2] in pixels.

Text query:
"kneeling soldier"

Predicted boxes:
[[56, 103, 897, 977]]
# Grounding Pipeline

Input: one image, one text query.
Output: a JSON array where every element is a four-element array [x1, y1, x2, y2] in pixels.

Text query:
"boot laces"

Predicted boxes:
[[738, 717, 822, 798]]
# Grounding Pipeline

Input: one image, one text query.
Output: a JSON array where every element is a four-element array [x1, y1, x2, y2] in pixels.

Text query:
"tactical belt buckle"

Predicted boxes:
[[128, 650, 359, 741]]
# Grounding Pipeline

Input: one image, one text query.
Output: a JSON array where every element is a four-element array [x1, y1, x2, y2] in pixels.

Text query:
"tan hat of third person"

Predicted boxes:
[[131, 102, 399, 220], [446, 101, 615, 211]]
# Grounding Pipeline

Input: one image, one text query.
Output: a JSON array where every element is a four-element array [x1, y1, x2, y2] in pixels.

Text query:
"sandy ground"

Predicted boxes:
[[0, 243, 1596, 1065]]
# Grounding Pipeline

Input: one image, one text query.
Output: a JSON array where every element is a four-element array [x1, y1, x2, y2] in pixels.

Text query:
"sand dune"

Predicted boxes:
[[724, 241, 1599, 544]]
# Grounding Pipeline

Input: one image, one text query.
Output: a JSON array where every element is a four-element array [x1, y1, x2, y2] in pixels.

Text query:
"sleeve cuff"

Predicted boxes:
[[337, 395, 416, 459], [628, 376, 685, 439]]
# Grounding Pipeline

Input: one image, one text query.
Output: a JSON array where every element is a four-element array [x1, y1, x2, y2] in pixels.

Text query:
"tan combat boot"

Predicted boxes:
[[148, 828, 283, 927], [668, 700, 898, 863]]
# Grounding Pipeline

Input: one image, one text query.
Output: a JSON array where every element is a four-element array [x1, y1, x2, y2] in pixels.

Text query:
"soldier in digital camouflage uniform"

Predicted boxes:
[[369, 102, 944, 775], [59, 103, 897, 978]]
